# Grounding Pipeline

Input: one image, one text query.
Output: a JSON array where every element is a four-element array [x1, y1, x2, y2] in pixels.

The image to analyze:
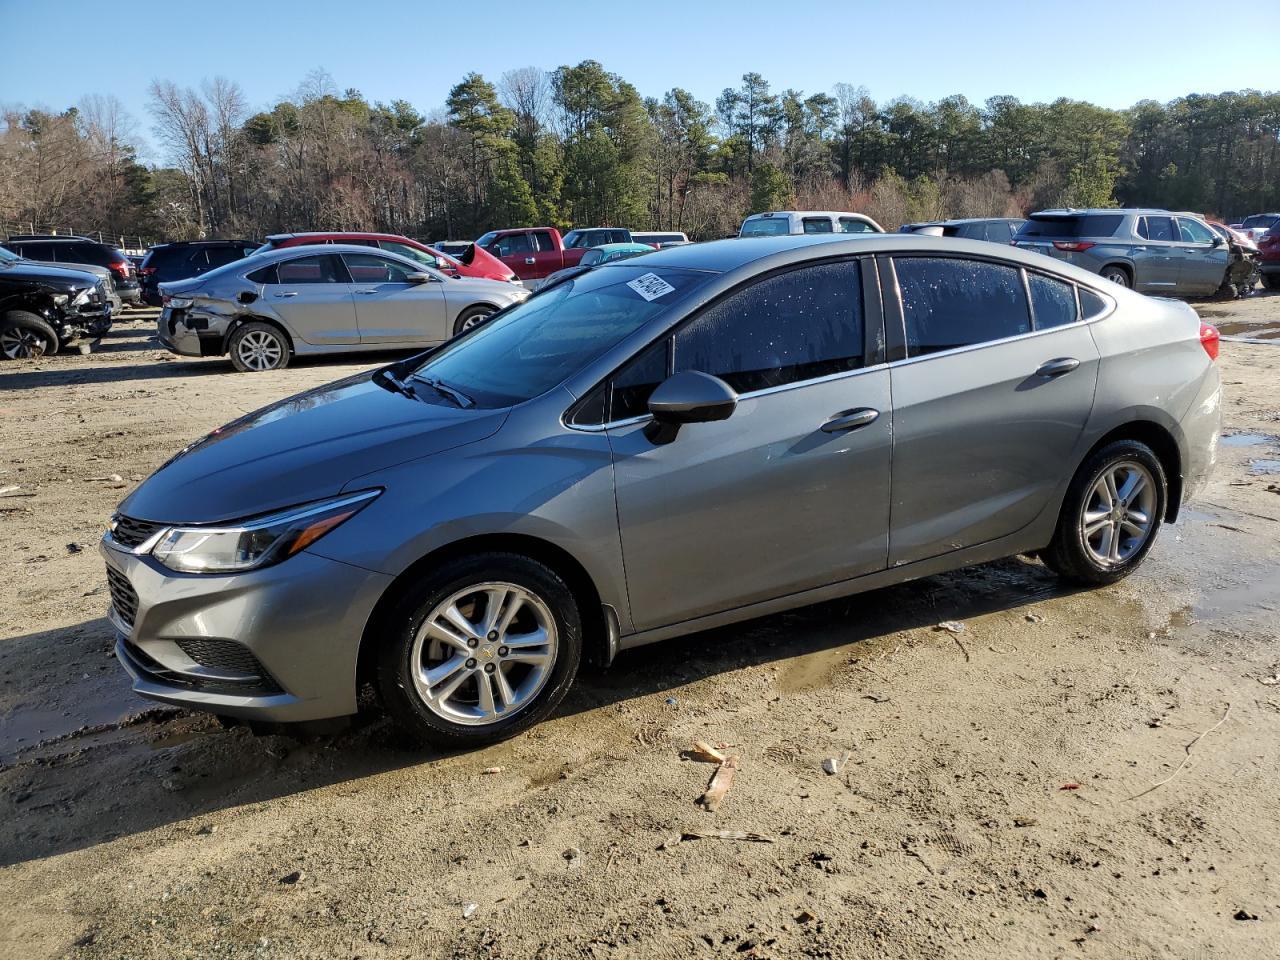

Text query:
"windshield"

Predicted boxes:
[[740, 217, 791, 237], [409, 265, 711, 408]]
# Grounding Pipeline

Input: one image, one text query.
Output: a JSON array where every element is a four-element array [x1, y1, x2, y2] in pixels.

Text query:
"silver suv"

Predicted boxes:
[[1013, 209, 1230, 296], [102, 234, 1221, 748]]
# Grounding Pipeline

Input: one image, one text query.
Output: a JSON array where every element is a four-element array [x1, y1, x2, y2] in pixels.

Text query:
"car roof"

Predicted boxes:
[[151, 239, 255, 248], [905, 217, 1025, 228], [268, 231, 402, 242], [592, 242, 654, 252], [743, 210, 877, 220], [605, 233, 1113, 285], [1030, 208, 1172, 218]]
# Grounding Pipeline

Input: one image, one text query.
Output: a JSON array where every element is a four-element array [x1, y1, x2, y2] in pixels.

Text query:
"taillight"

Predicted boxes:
[[1053, 241, 1095, 252], [141, 265, 156, 276], [109, 259, 129, 278], [1199, 321, 1219, 361]]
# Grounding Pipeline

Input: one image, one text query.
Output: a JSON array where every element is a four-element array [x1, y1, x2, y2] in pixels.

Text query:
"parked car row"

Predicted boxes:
[[3, 234, 139, 312]]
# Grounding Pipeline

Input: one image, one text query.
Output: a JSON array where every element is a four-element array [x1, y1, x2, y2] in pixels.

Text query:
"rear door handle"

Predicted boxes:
[[821, 407, 880, 433], [274, 291, 298, 298], [1036, 357, 1080, 378], [524, 257, 536, 265], [355, 289, 377, 295]]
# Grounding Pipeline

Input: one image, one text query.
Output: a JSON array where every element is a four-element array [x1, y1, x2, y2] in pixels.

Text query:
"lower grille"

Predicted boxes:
[[105, 566, 138, 628], [121, 639, 283, 695], [176, 638, 273, 679], [110, 514, 164, 549]]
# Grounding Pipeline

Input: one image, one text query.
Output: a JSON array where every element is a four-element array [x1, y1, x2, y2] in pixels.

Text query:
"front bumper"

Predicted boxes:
[[100, 536, 392, 722]]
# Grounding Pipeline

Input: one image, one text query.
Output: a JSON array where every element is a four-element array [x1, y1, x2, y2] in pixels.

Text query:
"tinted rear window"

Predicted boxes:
[[1241, 215, 1279, 230], [1017, 215, 1124, 239]]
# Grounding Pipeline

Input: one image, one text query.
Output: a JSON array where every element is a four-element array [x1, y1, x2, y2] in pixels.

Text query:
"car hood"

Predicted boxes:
[[0, 261, 102, 286], [118, 372, 509, 524]]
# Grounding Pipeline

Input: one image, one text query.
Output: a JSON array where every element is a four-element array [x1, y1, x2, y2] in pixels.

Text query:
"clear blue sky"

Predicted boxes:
[[2, 0, 1272, 163]]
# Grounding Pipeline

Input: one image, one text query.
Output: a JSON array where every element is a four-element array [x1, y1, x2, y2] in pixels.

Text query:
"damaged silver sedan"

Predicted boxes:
[[156, 243, 529, 372]]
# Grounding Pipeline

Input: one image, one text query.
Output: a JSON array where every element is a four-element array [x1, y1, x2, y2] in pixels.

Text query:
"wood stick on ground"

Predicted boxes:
[[697, 755, 740, 812], [1126, 702, 1233, 801], [680, 829, 775, 843], [687, 740, 726, 764], [952, 634, 970, 663]]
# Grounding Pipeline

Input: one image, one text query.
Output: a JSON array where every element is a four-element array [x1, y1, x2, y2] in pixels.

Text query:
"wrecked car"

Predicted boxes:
[[0, 245, 113, 359], [156, 244, 530, 372]]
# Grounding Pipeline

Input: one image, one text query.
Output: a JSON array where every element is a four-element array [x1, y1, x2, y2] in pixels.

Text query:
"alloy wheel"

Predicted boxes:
[[1080, 460, 1156, 567], [235, 330, 284, 370], [0, 326, 50, 359], [460, 309, 494, 331], [409, 581, 558, 726]]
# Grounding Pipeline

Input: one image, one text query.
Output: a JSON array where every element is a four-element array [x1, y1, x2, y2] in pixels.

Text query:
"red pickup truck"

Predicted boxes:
[[475, 227, 634, 282]]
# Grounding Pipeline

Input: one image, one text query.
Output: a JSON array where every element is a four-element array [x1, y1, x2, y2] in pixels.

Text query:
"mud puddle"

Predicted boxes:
[[1251, 459, 1280, 474], [1215, 320, 1280, 342], [1221, 433, 1276, 447], [0, 674, 155, 765]]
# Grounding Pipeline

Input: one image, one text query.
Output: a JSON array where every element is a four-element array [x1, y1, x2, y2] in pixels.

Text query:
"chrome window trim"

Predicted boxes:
[[889, 308, 1111, 369], [565, 362, 891, 433]]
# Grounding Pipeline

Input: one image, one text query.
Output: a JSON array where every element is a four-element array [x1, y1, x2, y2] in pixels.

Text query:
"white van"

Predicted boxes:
[[739, 210, 883, 238]]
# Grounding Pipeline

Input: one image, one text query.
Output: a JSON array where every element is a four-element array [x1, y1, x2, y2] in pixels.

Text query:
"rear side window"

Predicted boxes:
[[275, 254, 343, 284], [895, 257, 1030, 356], [247, 264, 278, 284], [1018, 215, 1123, 239], [1079, 287, 1111, 320], [838, 217, 876, 234], [1137, 216, 1176, 241], [802, 217, 834, 234], [673, 260, 864, 393], [532, 231, 557, 252], [1027, 273, 1078, 329]]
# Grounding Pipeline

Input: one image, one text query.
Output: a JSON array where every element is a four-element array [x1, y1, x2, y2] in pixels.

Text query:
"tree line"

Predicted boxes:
[[2, 63, 1278, 245]]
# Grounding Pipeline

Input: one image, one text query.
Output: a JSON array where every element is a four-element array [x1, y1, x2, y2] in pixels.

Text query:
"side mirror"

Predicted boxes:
[[406, 272, 437, 284], [644, 371, 738, 445], [1211, 235, 1223, 247]]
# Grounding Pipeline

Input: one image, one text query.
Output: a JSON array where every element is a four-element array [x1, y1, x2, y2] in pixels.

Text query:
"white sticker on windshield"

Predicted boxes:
[[626, 272, 676, 301]]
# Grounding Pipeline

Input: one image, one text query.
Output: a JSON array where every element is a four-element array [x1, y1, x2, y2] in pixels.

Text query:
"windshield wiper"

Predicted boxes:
[[416, 376, 474, 408], [372, 367, 420, 401]]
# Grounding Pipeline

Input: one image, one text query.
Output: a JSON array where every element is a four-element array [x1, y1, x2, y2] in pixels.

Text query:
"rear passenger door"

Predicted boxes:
[[1134, 216, 1180, 290], [885, 256, 1100, 565], [606, 259, 892, 630], [263, 253, 359, 345]]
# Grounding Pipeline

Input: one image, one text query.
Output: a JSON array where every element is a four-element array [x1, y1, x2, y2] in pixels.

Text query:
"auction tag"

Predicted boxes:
[[626, 272, 676, 301]]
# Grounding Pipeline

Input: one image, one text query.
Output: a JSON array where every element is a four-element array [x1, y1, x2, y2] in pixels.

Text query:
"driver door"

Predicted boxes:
[[605, 259, 892, 632], [340, 252, 449, 345]]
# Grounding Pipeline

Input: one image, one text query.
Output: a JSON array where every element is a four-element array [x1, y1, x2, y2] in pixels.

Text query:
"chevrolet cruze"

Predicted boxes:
[[102, 234, 1221, 747]]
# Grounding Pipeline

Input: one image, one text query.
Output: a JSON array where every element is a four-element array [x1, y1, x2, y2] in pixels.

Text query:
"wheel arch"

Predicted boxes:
[[355, 532, 609, 694], [1099, 261, 1134, 286], [1075, 420, 1183, 522]]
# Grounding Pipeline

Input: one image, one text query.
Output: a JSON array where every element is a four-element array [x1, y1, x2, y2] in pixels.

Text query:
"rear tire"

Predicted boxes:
[[453, 305, 496, 336], [0, 310, 59, 360], [228, 321, 290, 372], [1042, 440, 1166, 586], [376, 552, 583, 749], [1100, 265, 1131, 289]]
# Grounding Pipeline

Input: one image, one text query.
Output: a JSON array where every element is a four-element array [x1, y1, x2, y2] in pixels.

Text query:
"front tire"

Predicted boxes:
[[228, 321, 290, 372], [453, 304, 496, 336], [376, 553, 582, 748], [1042, 440, 1167, 586], [0, 310, 59, 360]]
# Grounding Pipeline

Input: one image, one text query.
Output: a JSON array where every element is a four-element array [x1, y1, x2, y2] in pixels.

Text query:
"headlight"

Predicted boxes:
[[51, 293, 69, 306], [150, 490, 380, 574], [72, 287, 92, 306], [168, 297, 194, 309]]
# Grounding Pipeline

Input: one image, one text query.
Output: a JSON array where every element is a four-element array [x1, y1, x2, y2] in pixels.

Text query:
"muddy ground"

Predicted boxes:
[[2, 296, 1280, 959]]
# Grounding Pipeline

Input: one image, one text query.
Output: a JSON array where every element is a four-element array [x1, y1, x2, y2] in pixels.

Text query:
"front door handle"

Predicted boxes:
[[1036, 357, 1080, 378], [355, 289, 378, 295], [274, 291, 298, 298], [524, 257, 536, 265], [821, 407, 880, 433]]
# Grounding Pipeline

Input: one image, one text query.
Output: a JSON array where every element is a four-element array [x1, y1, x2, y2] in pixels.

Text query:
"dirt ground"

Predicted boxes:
[[2, 295, 1280, 960]]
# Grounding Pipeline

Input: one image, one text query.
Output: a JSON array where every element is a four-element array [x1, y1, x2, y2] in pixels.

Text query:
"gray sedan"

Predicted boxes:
[[157, 244, 529, 371], [103, 234, 1220, 747]]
